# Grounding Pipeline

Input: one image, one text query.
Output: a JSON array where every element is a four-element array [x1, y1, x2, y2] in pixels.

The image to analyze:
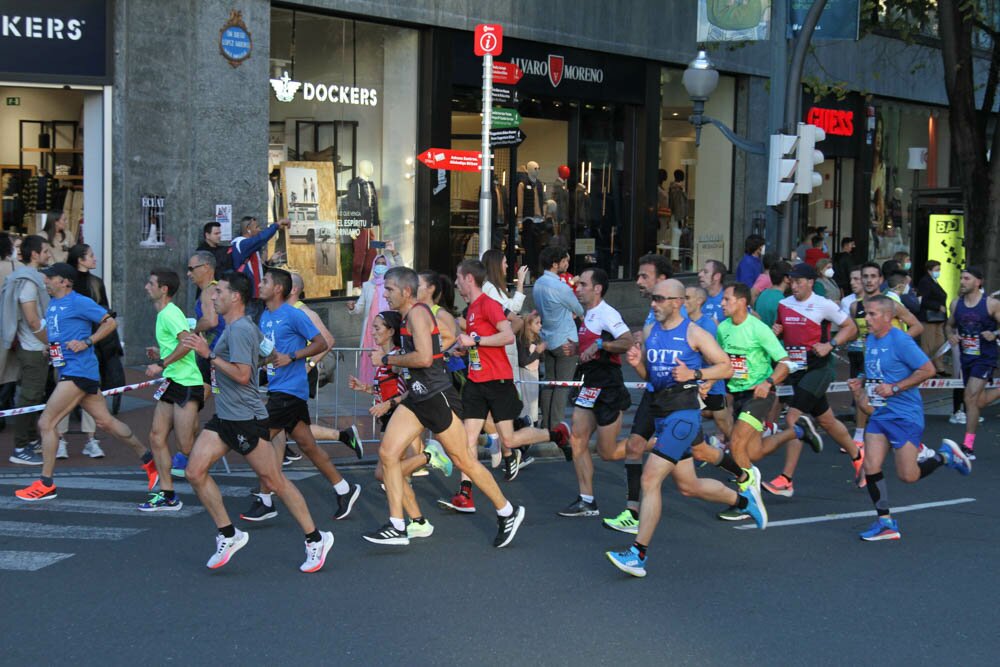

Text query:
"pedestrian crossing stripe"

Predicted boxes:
[[0, 476, 251, 497], [0, 520, 146, 540], [0, 496, 204, 518], [0, 550, 74, 571]]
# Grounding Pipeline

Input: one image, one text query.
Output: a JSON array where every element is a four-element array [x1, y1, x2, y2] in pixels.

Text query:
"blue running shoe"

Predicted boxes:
[[738, 484, 768, 530], [938, 439, 972, 476], [170, 453, 188, 479], [859, 516, 900, 541], [605, 546, 647, 578]]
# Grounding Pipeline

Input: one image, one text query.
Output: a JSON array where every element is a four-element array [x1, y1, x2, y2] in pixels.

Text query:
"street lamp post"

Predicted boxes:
[[683, 50, 766, 156]]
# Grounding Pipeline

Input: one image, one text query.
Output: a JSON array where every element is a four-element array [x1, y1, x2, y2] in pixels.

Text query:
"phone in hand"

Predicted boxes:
[[370, 240, 387, 249]]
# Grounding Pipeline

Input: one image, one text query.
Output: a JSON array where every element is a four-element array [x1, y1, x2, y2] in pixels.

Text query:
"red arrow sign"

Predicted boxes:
[[418, 148, 482, 172], [492, 62, 523, 85]]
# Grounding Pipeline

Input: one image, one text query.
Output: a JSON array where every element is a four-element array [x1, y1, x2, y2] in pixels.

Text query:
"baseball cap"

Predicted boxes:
[[788, 263, 818, 280], [41, 262, 76, 282], [963, 266, 984, 280]]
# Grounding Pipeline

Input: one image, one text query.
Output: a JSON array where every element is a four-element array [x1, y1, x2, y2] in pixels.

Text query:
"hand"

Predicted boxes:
[[385, 240, 396, 254], [66, 339, 88, 353], [272, 351, 294, 368], [812, 342, 833, 357], [752, 381, 772, 400], [278, 218, 291, 229], [625, 341, 643, 369], [348, 375, 366, 392], [984, 331, 998, 343], [947, 333, 960, 346], [516, 265, 530, 287], [182, 332, 210, 359], [846, 377, 864, 394], [145, 346, 160, 361], [347, 300, 357, 312], [561, 341, 578, 357], [269, 251, 287, 264], [579, 343, 600, 363], [672, 358, 696, 382], [370, 350, 385, 367], [699, 381, 714, 398], [536, 341, 548, 353], [145, 363, 163, 378], [772, 323, 784, 337], [458, 333, 476, 348], [874, 383, 895, 398], [370, 401, 392, 418]]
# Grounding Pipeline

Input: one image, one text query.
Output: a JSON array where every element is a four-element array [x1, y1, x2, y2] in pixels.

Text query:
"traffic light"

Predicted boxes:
[[795, 123, 825, 194], [767, 133, 797, 206]]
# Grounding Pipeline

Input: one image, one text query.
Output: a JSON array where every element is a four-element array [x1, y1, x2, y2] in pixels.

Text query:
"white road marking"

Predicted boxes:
[[0, 550, 74, 571], [734, 497, 976, 530], [0, 521, 146, 540], [0, 497, 203, 518], [0, 477, 250, 497]]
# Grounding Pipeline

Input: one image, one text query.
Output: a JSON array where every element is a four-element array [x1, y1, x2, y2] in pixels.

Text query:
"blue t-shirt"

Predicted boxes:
[[46, 291, 109, 382], [645, 318, 703, 392], [259, 303, 320, 401], [694, 313, 725, 395], [644, 306, 656, 327], [702, 290, 724, 324], [864, 327, 929, 426]]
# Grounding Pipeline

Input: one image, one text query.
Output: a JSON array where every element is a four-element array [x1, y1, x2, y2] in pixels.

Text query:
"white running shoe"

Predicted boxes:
[[486, 434, 502, 468], [82, 438, 105, 458], [300, 531, 334, 573], [949, 410, 967, 425], [56, 438, 69, 460], [207, 529, 249, 569]]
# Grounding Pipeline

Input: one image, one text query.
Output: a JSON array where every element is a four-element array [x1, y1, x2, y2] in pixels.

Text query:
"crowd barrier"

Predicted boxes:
[[0, 379, 165, 419]]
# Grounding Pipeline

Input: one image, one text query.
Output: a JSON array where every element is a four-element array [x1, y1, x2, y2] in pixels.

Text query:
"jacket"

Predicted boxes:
[[0, 266, 49, 383]]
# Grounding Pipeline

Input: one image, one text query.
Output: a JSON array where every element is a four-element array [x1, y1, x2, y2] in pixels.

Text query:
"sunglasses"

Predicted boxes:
[[187, 264, 207, 272], [650, 295, 683, 303]]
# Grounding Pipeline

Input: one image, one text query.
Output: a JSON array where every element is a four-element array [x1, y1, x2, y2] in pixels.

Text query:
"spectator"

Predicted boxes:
[[482, 248, 528, 385], [815, 257, 841, 302], [347, 250, 400, 386], [735, 234, 765, 288], [893, 251, 912, 272], [804, 234, 829, 267], [751, 252, 777, 304], [533, 244, 584, 430], [833, 237, 856, 292], [0, 232, 21, 284], [753, 260, 791, 327], [229, 215, 289, 301], [196, 222, 233, 279], [880, 259, 901, 291], [890, 269, 920, 316], [42, 211, 70, 264], [917, 260, 949, 375], [794, 226, 816, 262], [517, 311, 545, 426]]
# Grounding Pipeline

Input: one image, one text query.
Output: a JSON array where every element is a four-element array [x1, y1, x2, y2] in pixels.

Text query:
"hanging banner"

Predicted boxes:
[[791, 0, 860, 41], [927, 214, 965, 307], [697, 0, 771, 42]]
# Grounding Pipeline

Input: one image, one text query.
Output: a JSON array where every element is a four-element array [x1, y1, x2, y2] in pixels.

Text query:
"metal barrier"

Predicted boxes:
[[310, 347, 380, 443]]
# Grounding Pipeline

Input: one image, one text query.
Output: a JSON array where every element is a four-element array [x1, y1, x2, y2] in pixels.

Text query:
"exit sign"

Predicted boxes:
[[5, 97, 20, 106]]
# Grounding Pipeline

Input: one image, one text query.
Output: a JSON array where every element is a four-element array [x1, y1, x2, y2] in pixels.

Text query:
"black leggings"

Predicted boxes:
[[953, 388, 964, 413]]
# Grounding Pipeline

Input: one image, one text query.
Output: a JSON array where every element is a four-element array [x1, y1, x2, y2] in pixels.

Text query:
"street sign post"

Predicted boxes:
[[418, 148, 482, 172], [491, 86, 518, 105], [477, 25, 508, 256], [491, 107, 522, 129], [474, 23, 503, 57]]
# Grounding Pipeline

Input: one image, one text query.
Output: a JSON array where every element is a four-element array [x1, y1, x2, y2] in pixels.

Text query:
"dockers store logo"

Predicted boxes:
[[270, 71, 379, 106], [511, 54, 604, 88], [1, 14, 84, 40]]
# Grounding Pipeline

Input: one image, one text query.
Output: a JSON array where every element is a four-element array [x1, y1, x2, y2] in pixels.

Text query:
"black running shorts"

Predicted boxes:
[[204, 415, 268, 455]]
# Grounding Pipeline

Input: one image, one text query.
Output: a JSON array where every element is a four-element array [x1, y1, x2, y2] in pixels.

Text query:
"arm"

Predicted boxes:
[[675, 324, 734, 383], [625, 335, 647, 381], [147, 331, 195, 377], [19, 300, 48, 346], [67, 315, 115, 352], [302, 306, 335, 364], [847, 378, 874, 416], [195, 290, 219, 333], [232, 223, 281, 264], [873, 360, 936, 398], [894, 302, 923, 338], [272, 333, 328, 369], [980, 298, 1000, 342], [182, 333, 252, 385], [945, 298, 959, 343], [556, 281, 584, 317], [436, 310, 459, 351], [460, 318, 515, 348]]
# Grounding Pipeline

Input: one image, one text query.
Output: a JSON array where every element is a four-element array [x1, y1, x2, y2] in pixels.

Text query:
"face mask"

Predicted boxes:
[[823, 267, 835, 278], [760, 246, 766, 255], [904, 261, 912, 270], [932, 270, 941, 280], [373, 264, 388, 277]]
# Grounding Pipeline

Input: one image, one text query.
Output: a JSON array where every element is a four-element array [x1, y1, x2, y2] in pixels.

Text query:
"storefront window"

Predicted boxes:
[[658, 67, 735, 274], [268, 8, 417, 298]]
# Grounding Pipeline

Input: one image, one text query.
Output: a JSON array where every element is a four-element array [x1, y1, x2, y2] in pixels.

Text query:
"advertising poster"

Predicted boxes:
[[697, 0, 771, 42], [791, 0, 860, 40], [927, 214, 965, 307], [278, 161, 342, 292], [215, 204, 232, 242]]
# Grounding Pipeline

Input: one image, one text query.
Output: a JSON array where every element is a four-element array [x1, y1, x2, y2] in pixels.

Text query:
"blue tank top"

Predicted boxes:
[[644, 318, 703, 392], [955, 295, 998, 361], [195, 283, 226, 350]]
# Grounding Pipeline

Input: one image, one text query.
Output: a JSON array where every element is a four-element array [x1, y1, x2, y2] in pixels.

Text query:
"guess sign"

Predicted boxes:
[[805, 107, 855, 137]]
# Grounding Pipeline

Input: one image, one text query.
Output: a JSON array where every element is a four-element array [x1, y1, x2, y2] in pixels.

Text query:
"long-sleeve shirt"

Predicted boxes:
[[735, 254, 762, 288], [231, 223, 281, 297], [533, 270, 583, 348]]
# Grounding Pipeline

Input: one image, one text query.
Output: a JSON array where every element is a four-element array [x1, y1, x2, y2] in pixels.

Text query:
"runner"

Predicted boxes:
[[139, 269, 203, 511], [15, 263, 159, 501], [559, 267, 634, 518], [946, 267, 1000, 460], [605, 279, 762, 578], [696, 260, 726, 323], [240, 268, 362, 523], [364, 266, 525, 547], [684, 285, 732, 437], [764, 263, 864, 497], [181, 271, 333, 571], [848, 295, 971, 541]]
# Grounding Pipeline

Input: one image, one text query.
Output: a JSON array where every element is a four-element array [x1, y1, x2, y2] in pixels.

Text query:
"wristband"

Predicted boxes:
[[85, 337, 93, 347], [596, 339, 604, 350], [693, 369, 702, 381], [764, 376, 775, 386], [155, 358, 165, 367]]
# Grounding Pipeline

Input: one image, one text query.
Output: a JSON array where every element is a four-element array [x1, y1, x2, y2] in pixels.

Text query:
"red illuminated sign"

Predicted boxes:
[[805, 107, 855, 137]]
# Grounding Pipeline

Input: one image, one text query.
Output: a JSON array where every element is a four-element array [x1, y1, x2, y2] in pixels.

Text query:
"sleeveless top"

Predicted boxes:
[[195, 280, 225, 349], [955, 295, 998, 361], [430, 303, 466, 372], [644, 318, 701, 415], [399, 303, 452, 402], [852, 295, 904, 351]]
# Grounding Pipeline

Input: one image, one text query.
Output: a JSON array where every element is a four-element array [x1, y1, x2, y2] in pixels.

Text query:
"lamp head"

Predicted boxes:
[[682, 50, 719, 102]]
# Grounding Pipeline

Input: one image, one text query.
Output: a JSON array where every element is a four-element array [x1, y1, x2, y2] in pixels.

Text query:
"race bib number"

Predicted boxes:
[[775, 384, 794, 397], [787, 346, 808, 364], [153, 379, 171, 400], [865, 379, 886, 408], [729, 354, 748, 380], [210, 366, 220, 394], [575, 386, 602, 409], [469, 347, 482, 372], [960, 335, 981, 356], [48, 343, 65, 367]]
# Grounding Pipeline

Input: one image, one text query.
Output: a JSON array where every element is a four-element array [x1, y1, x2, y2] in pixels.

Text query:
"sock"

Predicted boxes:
[[497, 502, 513, 517], [919, 456, 943, 479], [219, 524, 236, 538], [305, 530, 321, 543], [717, 452, 742, 477], [412, 516, 426, 524], [865, 472, 890, 516], [460, 480, 472, 495], [141, 451, 153, 464], [258, 492, 274, 508], [390, 517, 405, 531], [626, 507, 638, 519], [163, 489, 176, 501], [41, 475, 54, 487], [736, 494, 749, 509], [632, 541, 647, 559], [580, 494, 595, 504], [333, 479, 351, 495], [625, 462, 642, 504], [853, 427, 864, 442], [963, 433, 976, 450]]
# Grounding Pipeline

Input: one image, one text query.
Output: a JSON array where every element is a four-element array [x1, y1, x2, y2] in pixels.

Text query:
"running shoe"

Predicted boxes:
[[698, 434, 725, 468], [852, 444, 866, 488], [796, 415, 823, 453], [142, 459, 159, 490], [859, 516, 900, 541], [553, 421, 573, 461], [493, 505, 526, 548], [284, 445, 303, 462], [56, 438, 68, 460], [411, 467, 430, 477], [762, 474, 794, 498], [518, 449, 535, 470], [363, 523, 410, 546], [170, 452, 188, 478], [962, 448, 977, 462], [240, 495, 277, 522], [486, 434, 502, 468], [437, 489, 476, 513], [916, 443, 935, 463], [15, 479, 57, 501], [333, 483, 362, 520], [717, 505, 751, 522], [503, 449, 522, 482], [138, 492, 184, 512], [406, 519, 434, 539], [424, 439, 453, 476], [557, 496, 599, 517], [938, 439, 972, 476], [83, 438, 105, 459], [300, 531, 334, 573], [605, 546, 647, 578], [9, 446, 42, 466], [340, 425, 364, 460], [603, 509, 639, 534], [738, 484, 768, 530], [207, 529, 249, 569]]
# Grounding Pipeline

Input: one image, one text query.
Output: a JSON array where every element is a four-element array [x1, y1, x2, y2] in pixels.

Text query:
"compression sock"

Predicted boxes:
[[717, 452, 742, 477], [919, 455, 944, 479], [963, 433, 976, 452], [865, 472, 890, 516], [141, 451, 154, 464], [625, 461, 642, 504], [305, 530, 321, 543], [219, 524, 236, 538], [41, 476, 54, 487]]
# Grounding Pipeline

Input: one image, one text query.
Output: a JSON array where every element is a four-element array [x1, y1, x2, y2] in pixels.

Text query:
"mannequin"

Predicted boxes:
[[551, 164, 570, 238], [657, 169, 671, 246], [350, 159, 381, 286], [517, 160, 543, 219]]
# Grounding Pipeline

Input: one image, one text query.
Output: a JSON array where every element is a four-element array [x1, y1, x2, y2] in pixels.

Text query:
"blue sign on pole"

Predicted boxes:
[[219, 10, 253, 67], [790, 0, 860, 40]]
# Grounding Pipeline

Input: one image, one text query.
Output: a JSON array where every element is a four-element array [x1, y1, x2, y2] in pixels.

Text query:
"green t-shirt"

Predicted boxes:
[[157, 302, 202, 387], [716, 314, 788, 393], [754, 288, 785, 327]]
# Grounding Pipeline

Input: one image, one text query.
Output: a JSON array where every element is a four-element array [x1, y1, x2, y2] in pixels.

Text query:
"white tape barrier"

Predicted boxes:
[[516, 378, 997, 392], [0, 378, 165, 419]]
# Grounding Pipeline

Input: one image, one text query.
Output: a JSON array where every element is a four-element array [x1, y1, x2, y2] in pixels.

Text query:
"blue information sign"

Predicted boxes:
[[791, 0, 860, 40]]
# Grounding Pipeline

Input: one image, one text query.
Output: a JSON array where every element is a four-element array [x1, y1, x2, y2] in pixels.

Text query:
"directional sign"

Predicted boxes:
[[474, 24, 503, 56], [491, 107, 522, 129], [418, 148, 482, 172], [491, 86, 519, 105], [492, 62, 524, 85], [489, 128, 526, 148]]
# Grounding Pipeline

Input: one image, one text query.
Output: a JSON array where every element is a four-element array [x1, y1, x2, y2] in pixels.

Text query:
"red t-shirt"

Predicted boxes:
[[804, 248, 829, 267], [374, 346, 406, 402], [466, 293, 513, 382]]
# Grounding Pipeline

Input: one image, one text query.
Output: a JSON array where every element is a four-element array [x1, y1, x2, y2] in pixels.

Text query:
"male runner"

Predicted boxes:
[[15, 263, 158, 501], [605, 280, 763, 577], [140, 269, 204, 511], [946, 267, 1000, 460], [764, 263, 863, 497], [182, 271, 333, 571], [240, 268, 362, 522], [696, 259, 726, 323], [559, 267, 634, 517], [364, 266, 525, 547], [685, 285, 731, 436], [849, 295, 971, 541]]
